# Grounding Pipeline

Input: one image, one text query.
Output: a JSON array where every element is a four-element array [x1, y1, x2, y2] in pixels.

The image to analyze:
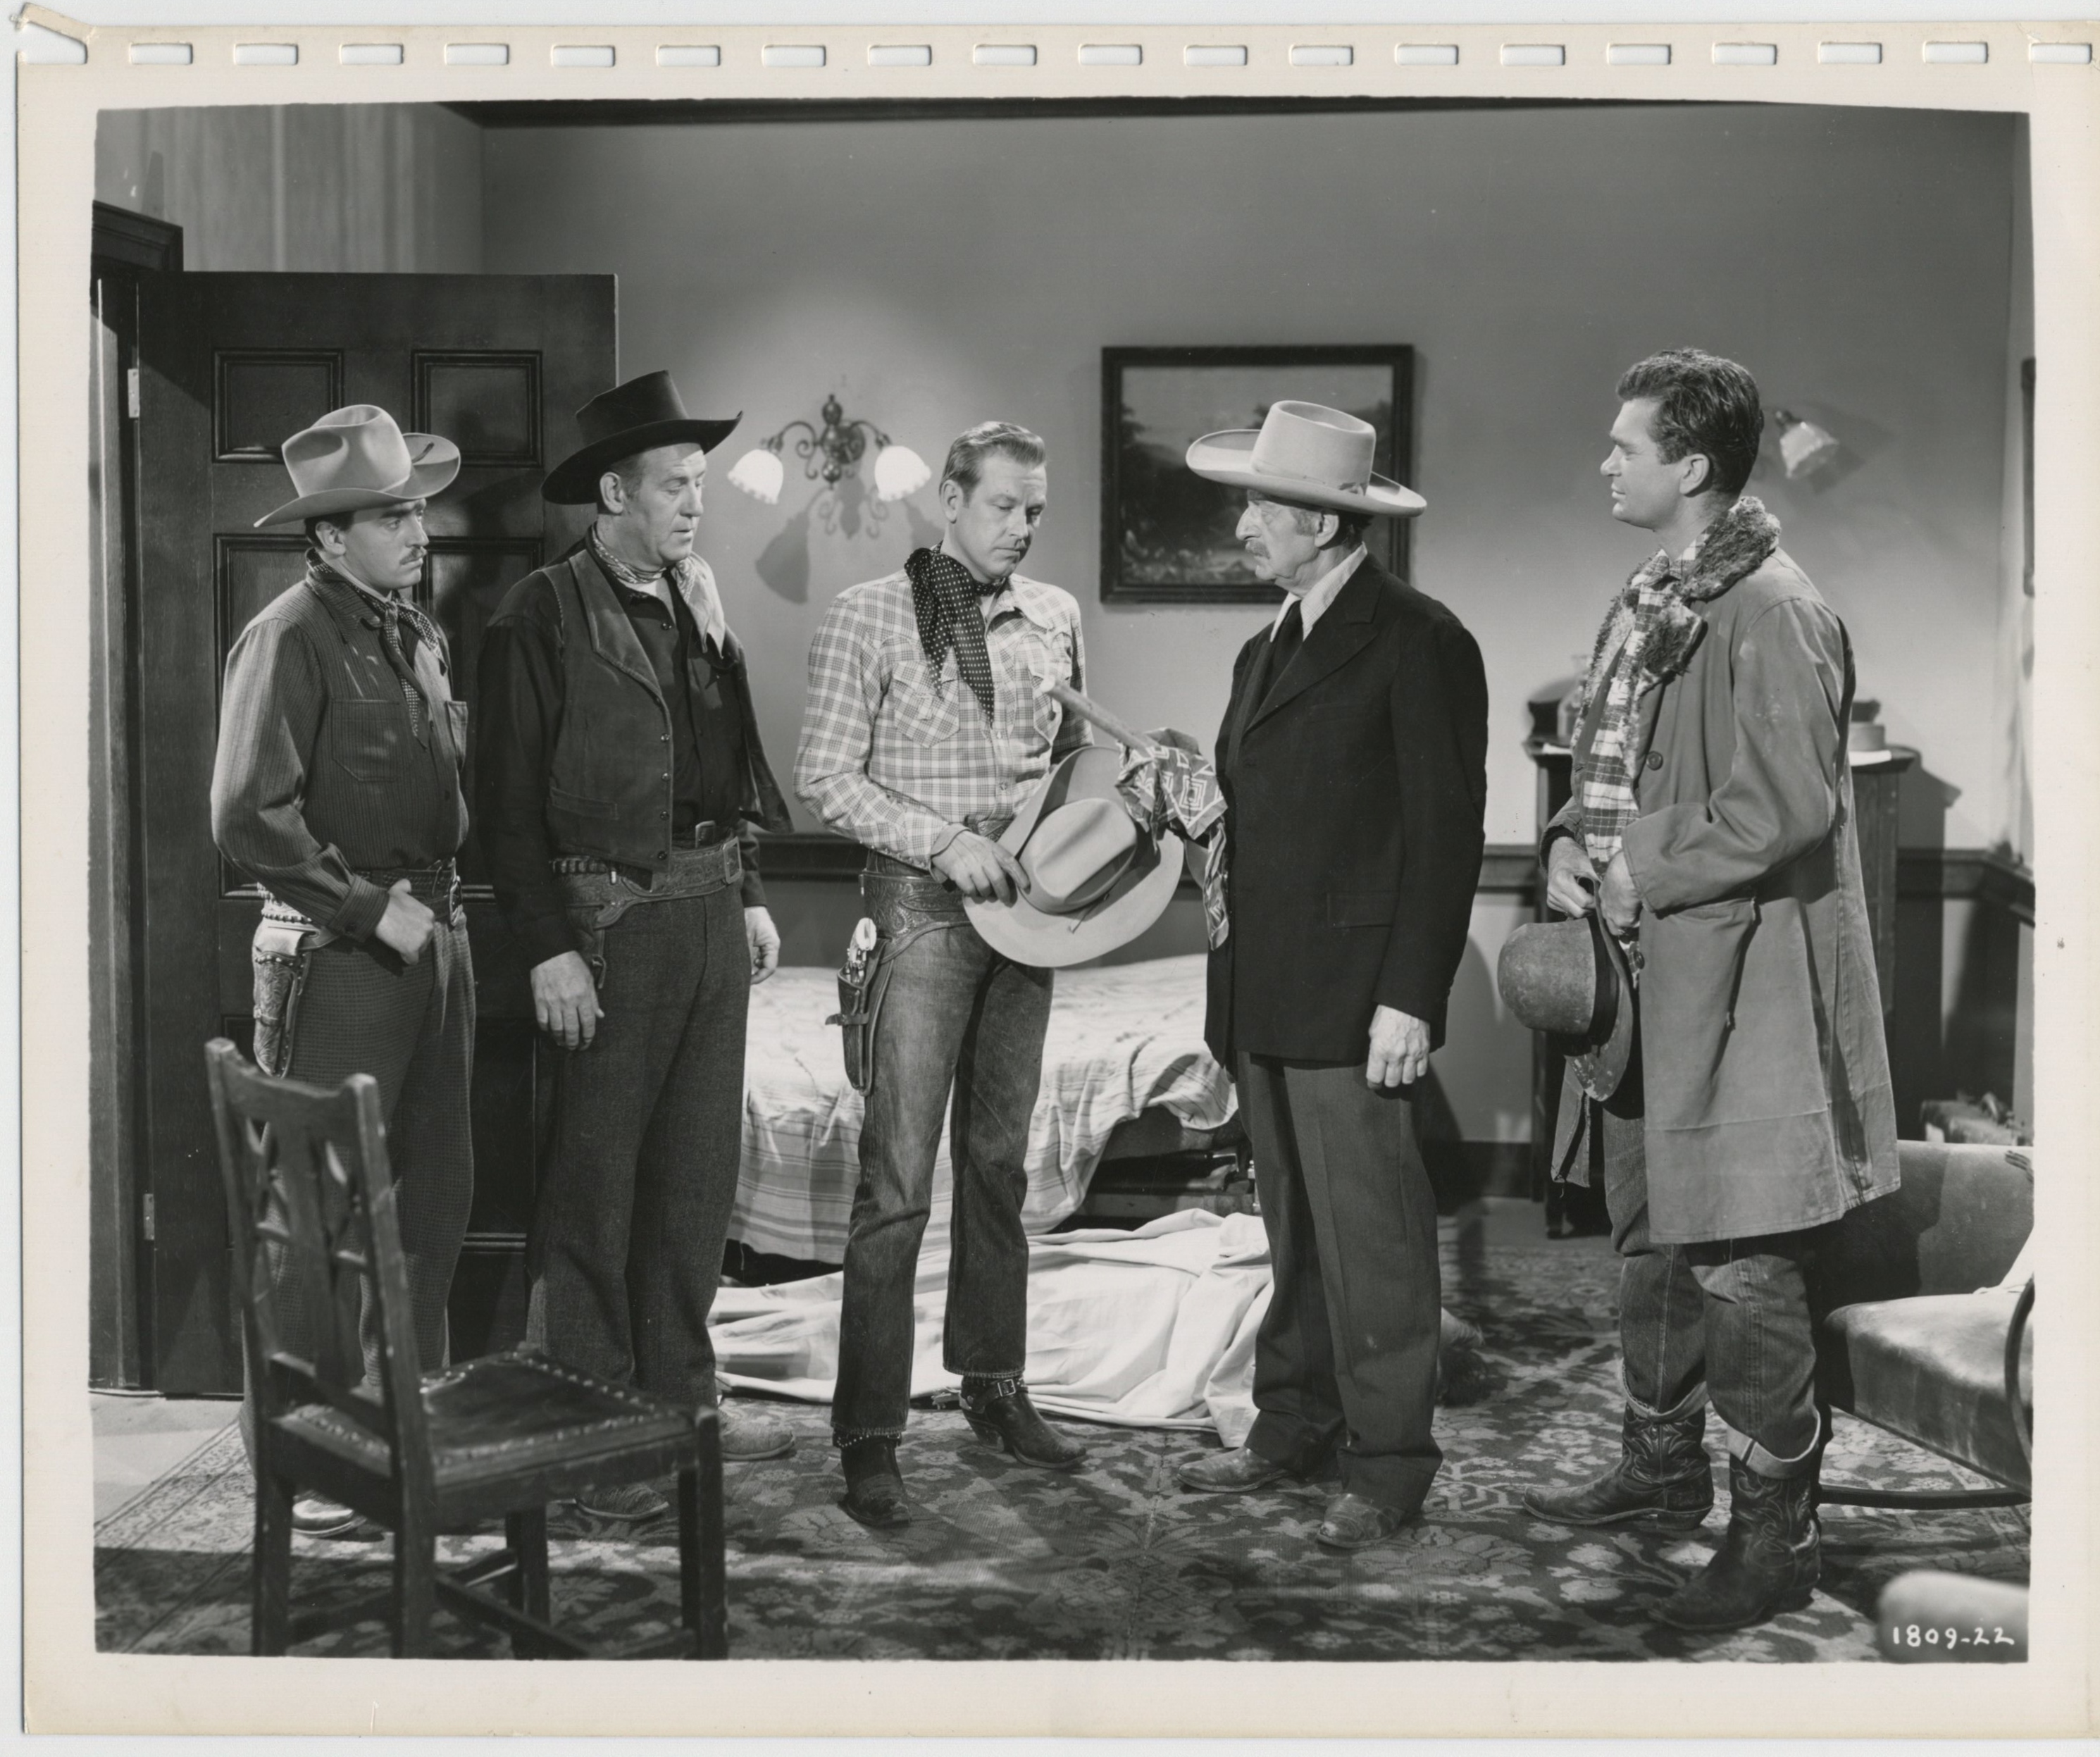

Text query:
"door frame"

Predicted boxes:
[[87, 202, 182, 1389]]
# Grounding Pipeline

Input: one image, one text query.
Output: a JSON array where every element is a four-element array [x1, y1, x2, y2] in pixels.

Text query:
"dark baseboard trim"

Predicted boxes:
[[754, 831, 2035, 918]]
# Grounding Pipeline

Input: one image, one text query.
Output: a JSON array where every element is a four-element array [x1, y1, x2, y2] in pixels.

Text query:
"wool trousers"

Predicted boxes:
[[240, 919, 476, 1470], [530, 883, 749, 1409], [1236, 1053, 1444, 1516]]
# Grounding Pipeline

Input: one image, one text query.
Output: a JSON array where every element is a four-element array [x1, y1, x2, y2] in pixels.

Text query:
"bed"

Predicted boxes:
[[731, 952, 1237, 1264]]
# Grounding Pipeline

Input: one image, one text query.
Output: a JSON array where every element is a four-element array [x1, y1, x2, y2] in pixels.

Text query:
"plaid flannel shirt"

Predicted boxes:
[[795, 567, 1091, 867]]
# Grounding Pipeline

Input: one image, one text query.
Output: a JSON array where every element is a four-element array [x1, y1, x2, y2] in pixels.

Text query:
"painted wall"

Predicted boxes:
[[97, 104, 483, 273], [481, 104, 2021, 854]]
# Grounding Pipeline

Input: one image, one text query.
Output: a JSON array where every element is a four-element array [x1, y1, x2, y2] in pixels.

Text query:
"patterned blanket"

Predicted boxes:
[[731, 955, 1234, 1263]]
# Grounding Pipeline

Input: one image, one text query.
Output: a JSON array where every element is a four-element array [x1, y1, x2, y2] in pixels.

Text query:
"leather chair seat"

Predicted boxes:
[[1819, 1292, 2033, 1492], [274, 1348, 699, 1517]]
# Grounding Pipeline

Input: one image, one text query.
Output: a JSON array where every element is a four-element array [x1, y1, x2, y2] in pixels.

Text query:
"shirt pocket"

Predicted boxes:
[[328, 697, 409, 783], [441, 699, 470, 767], [1004, 627, 1072, 745], [887, 660, 961, 746]]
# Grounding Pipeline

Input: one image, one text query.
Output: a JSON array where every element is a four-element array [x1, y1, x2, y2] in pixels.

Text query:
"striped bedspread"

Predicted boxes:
[[730, 953, 1235, 1264]]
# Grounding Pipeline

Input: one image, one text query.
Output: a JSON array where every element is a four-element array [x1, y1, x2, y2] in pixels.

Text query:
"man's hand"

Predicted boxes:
[[373, 878, 437, 966], [745, 906, 781, 986], [932, 830, 1028, 904], [531, 950, 603, 1051], [1599, 850, 1641, 937], [1367, 1005, 1431, 1090], [1545, 836, 1600, 919]]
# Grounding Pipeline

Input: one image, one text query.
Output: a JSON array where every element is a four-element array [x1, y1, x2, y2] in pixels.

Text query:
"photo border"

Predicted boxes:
[[18, 6, 2100, 1738]]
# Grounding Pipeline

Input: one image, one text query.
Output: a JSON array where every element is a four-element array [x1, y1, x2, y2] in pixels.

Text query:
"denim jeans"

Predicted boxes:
[[831, 907, 1052, 1441], [1590, 1052, 1822, 1471]]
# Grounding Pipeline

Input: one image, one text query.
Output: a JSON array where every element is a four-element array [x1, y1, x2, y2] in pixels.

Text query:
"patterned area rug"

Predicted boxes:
[[97, 1234, 2027, 1661]]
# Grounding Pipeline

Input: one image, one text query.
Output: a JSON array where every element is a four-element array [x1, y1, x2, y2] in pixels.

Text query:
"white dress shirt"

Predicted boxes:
[[1272, 543, 1368, 640]]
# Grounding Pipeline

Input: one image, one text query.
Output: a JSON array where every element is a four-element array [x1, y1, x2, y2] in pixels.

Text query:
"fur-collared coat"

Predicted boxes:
[[1550, 543, 1900, 1244]]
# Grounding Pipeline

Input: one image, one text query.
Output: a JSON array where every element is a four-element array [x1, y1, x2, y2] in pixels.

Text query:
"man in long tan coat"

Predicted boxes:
[[1522, 349, 1899, 1631]]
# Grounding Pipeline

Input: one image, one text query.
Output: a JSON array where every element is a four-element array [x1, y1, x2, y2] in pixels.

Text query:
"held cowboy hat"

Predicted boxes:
[[253, 404, 461, 528], [963, 745, 1183, 969], [1184, 400, 1427, 520], [543, 370, 742, 504], [1496, 910, 1637, 1102]]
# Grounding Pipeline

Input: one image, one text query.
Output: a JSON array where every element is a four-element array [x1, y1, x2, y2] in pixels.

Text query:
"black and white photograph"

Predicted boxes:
[[18, 8, 2100, 1740]]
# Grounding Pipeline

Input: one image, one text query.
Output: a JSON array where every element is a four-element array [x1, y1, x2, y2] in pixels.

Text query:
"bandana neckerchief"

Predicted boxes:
[[306, 550, 437, 743], [1574, 495, 1782, 874], [588, 524, 731, 653], [906, 546, 1000, 724]]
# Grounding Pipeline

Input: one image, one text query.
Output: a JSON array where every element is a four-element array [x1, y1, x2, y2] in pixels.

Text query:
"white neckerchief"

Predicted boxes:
[[1271, 543, 1367, 640]]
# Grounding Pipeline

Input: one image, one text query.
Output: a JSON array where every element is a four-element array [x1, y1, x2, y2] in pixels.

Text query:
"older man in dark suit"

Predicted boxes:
[[1174, 402, 1489, 1551]]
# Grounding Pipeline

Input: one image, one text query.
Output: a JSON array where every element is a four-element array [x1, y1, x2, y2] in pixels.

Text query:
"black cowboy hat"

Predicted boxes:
[[542, 371, 742, 505]]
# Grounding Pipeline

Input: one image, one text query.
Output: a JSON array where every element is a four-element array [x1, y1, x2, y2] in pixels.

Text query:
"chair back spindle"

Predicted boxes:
[[204, 1038, 435, 1505]]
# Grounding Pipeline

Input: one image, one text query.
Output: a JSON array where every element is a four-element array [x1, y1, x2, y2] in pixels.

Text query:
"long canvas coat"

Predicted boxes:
[[1550, 545, 1900, 1244]]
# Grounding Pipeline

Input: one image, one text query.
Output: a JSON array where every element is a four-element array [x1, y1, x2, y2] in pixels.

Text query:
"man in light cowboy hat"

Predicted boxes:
[[1511, 348, 1897, 1631], [211, 404, 474, 1536], [476, 371, 796, 1518], [797, 421, 1183, 1528], [1174, 401, 1489, 1553]]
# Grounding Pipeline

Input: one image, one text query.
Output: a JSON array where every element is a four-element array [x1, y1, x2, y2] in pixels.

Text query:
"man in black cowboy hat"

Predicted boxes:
[[212, 404, 476, 1537], [477, 371, 796, 1518], [1174, 402, 1489, 1553]]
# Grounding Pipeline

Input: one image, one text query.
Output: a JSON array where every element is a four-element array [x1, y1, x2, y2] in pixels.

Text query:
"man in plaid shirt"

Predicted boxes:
[[795, 421, 1095, 1528]]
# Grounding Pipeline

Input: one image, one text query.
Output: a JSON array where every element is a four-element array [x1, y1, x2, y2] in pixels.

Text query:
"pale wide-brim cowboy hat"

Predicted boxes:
[[544, 370, 742, 504], [964, 745, 1183, 969], [1185, 399, 1426, 519], [1496, 909, 1637, 1102], [254, 404, 461, 528]]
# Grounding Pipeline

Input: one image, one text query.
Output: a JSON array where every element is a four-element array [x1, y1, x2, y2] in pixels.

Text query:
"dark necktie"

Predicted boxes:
[[378, 597, 427, 744], [1262, 600, 1305, 704]]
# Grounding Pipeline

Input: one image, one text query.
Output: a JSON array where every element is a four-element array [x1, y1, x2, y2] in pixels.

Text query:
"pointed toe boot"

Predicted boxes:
[[959, 1375, 1088, 1470], [1654, 1453, 1820, 1631]]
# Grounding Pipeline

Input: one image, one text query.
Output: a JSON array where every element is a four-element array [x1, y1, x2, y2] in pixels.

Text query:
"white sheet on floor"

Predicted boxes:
[[712, 1207, 1272, 1446], [731, 955, 1235, 1263]]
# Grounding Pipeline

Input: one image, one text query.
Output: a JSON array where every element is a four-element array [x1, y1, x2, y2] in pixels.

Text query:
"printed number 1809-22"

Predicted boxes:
[[1894, 1625, 2018, 1650]]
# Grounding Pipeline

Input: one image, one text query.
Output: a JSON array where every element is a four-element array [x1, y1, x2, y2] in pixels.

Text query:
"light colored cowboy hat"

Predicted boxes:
[[544, 370, 742, 504], [254, 404, 461, 528], [964, 745, 1183, 969], [1184, 399, 1426, 519], [1496, 910, 1636, 1102]]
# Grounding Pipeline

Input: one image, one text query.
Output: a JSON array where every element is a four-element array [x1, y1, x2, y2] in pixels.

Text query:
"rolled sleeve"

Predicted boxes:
[[1621, 597, 1846, 914]]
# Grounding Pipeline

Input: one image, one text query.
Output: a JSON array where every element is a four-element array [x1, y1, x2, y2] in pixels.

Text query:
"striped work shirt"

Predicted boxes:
[[795, 566, 1091, 867]]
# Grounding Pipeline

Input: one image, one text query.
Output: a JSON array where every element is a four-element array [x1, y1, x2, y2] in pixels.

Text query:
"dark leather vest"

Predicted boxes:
[[541, 549, 790, 872]]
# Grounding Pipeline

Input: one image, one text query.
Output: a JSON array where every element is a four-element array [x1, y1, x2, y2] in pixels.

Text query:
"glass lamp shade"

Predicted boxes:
[[726, 447, 785, 504], [1773, 410, 1841, 480], [872, 444, 932, 502]]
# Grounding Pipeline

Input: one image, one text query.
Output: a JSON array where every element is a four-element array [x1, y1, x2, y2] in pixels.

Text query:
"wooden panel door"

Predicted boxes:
[[133, 272, 615, 1391]]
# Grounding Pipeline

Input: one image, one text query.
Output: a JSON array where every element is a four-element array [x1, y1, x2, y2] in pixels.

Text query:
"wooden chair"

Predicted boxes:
[[204, 1038, 727, 1659]]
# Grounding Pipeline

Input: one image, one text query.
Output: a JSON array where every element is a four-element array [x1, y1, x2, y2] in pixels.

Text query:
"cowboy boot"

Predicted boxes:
[[959, 1374, 1088, 1470], [1654, 1448, 1820, 1631], [1522, 1390, 1714, 1530], [838, 1435, 911, 1530]]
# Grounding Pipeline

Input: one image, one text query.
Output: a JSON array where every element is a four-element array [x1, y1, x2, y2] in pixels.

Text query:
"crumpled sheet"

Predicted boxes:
[[730, 956, 1234, 1265], [712, 1209, 1272, 1445]]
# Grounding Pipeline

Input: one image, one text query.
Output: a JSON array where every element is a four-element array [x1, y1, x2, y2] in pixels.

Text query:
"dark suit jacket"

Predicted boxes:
[[1205, 555, 1489, 1065]]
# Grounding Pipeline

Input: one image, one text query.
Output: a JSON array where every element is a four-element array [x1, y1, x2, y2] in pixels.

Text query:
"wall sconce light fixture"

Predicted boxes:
[[1772, 408, 1841, 480], [726, 393, 931, 505]]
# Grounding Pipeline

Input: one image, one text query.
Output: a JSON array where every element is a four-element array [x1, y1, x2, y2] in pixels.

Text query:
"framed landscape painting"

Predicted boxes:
[[1100, 344, 1415, 604]]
